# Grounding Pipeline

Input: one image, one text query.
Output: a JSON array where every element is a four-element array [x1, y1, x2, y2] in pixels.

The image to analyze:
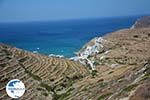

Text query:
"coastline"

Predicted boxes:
[[0, 15, 139, 57], [28, 16, 150, 70]]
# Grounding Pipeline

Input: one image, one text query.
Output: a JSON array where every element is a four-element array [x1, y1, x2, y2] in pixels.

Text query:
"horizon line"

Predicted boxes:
[[0, 14, 149, 23]]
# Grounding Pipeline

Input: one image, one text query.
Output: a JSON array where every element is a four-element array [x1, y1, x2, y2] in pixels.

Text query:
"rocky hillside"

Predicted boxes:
[[0, 16, 150, 100], [131, 16, 150, 28]]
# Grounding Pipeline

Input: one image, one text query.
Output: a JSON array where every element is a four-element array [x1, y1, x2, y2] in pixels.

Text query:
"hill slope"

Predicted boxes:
[[72, 16, 150, 100], [75, 27, 150, 100], [0, 44, 89, 100]]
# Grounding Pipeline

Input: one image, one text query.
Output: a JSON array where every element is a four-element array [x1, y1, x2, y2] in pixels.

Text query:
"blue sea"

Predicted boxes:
[[0, 16, 141, 57]]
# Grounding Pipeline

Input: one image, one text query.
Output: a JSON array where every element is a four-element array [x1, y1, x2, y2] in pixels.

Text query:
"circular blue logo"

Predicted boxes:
[[6, 79, 25, 98]]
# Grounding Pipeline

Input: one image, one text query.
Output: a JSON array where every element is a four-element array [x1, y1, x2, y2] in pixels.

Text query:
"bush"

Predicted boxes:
[[91, 70, 97, 77]]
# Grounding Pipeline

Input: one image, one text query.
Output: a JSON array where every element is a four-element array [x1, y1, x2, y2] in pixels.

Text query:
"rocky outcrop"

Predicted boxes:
[[129, 83, 150, 100]]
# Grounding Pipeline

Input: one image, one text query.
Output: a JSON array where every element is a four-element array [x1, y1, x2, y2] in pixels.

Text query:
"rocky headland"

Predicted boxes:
[[0, 16, 150, 100]]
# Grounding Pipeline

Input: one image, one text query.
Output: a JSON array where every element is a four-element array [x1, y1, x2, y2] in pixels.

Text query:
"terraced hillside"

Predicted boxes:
[[0, 44, 89, 100]]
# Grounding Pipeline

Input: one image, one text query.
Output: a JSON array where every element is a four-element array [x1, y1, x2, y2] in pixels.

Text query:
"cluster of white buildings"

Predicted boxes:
[[70, 37, 106, 70]]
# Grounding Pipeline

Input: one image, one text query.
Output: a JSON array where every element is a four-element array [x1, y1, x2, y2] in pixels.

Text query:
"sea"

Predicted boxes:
[[0, 16, 142, 57]]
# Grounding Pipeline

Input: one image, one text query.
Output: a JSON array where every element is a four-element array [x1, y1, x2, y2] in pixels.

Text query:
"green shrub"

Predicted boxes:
[[91, 70, 97, 77]]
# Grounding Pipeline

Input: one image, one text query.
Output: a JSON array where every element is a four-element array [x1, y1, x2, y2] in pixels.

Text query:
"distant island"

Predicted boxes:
[[0, 16, 150, 100]]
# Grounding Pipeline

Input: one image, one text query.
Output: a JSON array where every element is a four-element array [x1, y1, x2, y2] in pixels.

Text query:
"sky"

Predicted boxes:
[[0, 0, 150, 22]]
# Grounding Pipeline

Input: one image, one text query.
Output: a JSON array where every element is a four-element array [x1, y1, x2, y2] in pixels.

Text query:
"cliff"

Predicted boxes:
[[131, 16, 150, 28], [0, 16, 150, 100]]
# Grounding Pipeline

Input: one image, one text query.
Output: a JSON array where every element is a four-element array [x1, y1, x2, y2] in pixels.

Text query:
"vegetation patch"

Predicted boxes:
[[24, 69, 42, 81], [117, 79, 124, 83], [53, 88, 73, 100], [56, 92, 71, 100], [140, 64, 150, 81], [93, 60, 100, 65], [91, 70, 98, 77], [18, 56, 29, 63], [40, 82, 53, 92], [36, 87, 45, 91], [42, 92, 48, 96], [82, 87, 89, 91], [117, 76, 124, 81], [98, 92, 112, 100], [122, 84, 138, 92], [82, 86, 91, 92], [108, 71, 114, 74], [142, 72, 150, 80], [65, 74, 84, 88], [18, 62, 42, 81]]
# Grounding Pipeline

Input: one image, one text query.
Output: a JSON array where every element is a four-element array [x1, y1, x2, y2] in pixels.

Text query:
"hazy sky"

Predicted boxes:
[[0, 0, 150, 22]]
